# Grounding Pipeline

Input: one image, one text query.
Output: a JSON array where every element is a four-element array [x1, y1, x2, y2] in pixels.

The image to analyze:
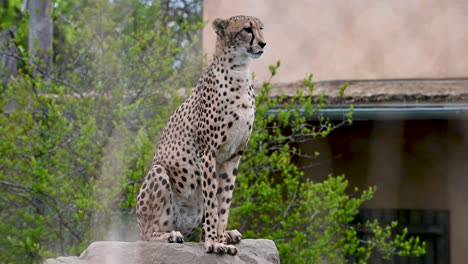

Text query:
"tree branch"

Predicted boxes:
[[0, 50, 83, 97]]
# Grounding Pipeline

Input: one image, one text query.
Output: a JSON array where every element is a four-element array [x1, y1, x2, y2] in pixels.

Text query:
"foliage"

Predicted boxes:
[[229, 62, 426, 263], [0, 0, 24, 31], [0, 0, 202, 263]]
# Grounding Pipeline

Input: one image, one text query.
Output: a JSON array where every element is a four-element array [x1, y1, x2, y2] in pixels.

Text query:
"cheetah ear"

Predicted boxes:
[[212, 18, 227, 36]]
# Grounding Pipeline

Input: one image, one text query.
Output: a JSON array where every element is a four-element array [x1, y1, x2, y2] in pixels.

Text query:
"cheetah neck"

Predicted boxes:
[[213, 56, 251, 77]]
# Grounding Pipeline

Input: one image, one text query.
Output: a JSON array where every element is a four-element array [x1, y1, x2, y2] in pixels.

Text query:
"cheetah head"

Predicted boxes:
[[212, 15, 266, 60]]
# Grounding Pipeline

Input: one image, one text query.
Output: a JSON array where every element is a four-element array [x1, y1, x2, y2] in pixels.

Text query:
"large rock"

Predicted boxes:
[[44, 239, 280, 264]]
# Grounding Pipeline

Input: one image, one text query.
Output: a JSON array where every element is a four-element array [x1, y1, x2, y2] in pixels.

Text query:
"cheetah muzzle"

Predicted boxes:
[[136, 15, 266, 255]]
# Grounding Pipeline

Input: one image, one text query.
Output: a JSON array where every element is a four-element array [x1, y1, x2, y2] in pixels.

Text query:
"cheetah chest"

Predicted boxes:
[[218, 97, 255, 163]]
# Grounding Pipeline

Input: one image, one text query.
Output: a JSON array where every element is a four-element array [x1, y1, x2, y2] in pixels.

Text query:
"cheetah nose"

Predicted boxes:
[[258, 41, 266, 48]]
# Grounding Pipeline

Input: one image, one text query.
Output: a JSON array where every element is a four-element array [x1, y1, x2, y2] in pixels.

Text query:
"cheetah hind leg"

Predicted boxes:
[[225, 229, 242, 244], [137, 165, 184, 244], [148, 230, 184, 243]]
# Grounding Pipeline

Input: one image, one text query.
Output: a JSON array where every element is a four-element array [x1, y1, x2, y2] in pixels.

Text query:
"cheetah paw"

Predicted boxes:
[[167, 231, 184, 243], [205, 241, 238, 255], [225, 244, 238, 255], [225, 229, 242, 244]]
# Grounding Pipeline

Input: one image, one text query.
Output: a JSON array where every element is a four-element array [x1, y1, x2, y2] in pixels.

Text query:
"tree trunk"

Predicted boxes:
[[0, 28, 18, 90], [28, 0, 53, 75]]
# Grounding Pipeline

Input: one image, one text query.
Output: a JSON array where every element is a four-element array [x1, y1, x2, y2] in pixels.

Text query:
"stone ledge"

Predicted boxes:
[[44, 239, 280, 264]]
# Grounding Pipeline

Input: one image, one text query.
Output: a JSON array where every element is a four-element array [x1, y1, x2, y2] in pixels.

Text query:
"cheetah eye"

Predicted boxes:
[[260, 27, 264, 30], [243, 27, 253, 33]]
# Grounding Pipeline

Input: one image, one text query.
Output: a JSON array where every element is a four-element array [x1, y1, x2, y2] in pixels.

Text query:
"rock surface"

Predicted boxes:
[[44, 239, 280, 264]]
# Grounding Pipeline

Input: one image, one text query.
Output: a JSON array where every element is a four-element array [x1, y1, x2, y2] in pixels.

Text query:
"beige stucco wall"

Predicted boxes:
[[204, 0, 468, 82]]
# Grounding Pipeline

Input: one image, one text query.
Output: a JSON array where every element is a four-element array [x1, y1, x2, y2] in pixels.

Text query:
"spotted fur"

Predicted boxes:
[[136, 15, 266, 255]]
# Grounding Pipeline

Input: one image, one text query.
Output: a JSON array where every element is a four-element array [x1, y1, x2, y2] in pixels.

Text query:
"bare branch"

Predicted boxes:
[[0, 50, 83, 97], [0, 179, 32, 192]]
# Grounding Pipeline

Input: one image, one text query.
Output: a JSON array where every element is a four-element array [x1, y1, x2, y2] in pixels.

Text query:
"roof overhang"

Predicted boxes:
[[268, 104, 468, 121], [267, 79, 468, 121]]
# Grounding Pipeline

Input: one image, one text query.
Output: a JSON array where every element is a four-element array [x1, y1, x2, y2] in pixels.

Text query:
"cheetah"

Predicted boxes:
[[136, 15, 266, 255]]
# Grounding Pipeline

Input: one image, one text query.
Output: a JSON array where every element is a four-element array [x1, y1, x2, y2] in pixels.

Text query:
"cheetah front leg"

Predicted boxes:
[[216, 155, 242, 246], [201, 152, 237, 255]]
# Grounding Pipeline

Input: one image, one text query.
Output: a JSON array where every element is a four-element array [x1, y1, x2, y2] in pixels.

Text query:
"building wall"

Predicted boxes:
[[447, 120, 468, 264], [297, 119, 468, 263], [299, 120, 451, 209], [204, 0, 468, 82]]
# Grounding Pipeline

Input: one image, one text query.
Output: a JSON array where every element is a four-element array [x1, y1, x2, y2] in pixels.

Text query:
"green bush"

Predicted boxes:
[[0, 1, 203, 262], [230, 62, 426, 263]]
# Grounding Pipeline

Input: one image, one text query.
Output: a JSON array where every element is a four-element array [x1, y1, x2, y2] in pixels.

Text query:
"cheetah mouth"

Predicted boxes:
[[248, 49, 264, 57]]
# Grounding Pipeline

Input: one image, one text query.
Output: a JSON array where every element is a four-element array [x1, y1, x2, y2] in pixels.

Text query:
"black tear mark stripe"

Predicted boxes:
[[249, 20, 255, 47]]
